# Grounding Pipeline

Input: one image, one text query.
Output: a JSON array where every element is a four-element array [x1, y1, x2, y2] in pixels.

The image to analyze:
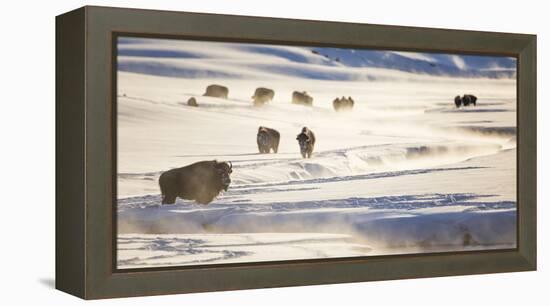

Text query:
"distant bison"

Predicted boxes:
[[462, 94, 477, 106], [454, 95, 462, 108], [252, 87, 275, 106], [292, 91, 313, 106], [454, 94, 478, 108], [257, 126, 280, 154], [296, 127, 316, 158], [203, 84, 229, 99], [159, 160, 232, 205], [187, 97, 198, 107], [333, 96, 355, 111]]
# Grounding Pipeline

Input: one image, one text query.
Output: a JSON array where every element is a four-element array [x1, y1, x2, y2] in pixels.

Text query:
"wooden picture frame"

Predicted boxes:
[[56, 6, 536, 299]]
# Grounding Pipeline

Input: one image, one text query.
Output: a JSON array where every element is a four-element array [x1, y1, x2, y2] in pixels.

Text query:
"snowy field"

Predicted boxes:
[[116, 37, 517, 269]]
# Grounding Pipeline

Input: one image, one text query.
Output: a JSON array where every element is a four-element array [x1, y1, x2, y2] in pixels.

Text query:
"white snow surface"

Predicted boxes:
[[116, 38, 517, 269]]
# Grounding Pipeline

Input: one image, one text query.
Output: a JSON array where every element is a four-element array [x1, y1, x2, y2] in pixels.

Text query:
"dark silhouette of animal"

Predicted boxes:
[[296, 127, 316, 158], [159, 160, 232, 205], [257, 126, 280, 154], [187, 97, 198, 107], [203, 84, 229, 99], [454, 95, 462, 108], [333, 96, 355, 111], [292, 91, 313, 106], [252, 87, 275, 106], [462, 94, 477, 106], [454, 94, 478, 108]]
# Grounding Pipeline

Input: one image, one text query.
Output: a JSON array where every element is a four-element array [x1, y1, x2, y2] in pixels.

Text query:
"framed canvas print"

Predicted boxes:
[[56, 6, 537, 299]]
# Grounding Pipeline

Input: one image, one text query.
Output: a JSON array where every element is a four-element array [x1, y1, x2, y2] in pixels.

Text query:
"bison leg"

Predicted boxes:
[[162, 193, 177, 205], [159, 173, 178, 204]]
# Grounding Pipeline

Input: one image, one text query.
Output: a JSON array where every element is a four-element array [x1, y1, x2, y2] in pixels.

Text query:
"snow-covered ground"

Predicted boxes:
[[116, 37, 517, 269]]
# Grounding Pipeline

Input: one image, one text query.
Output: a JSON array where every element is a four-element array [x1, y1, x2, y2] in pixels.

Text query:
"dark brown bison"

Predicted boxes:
[[252, 87, 275, 106], [187, 97, 198, 107], [159, 160, 232, 205], [257, 126, 280, 154], [203, 84, 229, 99], [292, 91, 313, 106], [454, 94, 478, 108], [296, 127, 316, 158], [462, 94, 477, 106], [454, 95, 462, 108], [333, 96, 355, 111]]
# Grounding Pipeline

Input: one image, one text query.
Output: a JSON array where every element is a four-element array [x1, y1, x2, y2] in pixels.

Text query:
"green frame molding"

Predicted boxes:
[[56, 6, 536, 299]]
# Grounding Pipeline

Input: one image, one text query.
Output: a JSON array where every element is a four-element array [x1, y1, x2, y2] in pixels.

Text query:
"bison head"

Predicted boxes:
[[257, 127, 269, 147], [296, 133, 311, 154], [215, 161, 232, 191]]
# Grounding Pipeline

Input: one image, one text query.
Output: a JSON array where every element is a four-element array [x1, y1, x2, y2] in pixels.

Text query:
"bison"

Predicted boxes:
[[296, 127, 316, 158], [462, 94, 477, 106], [187, 97, 198, 107], [454, 95, 462, 108], [257, 126, 280, 154], [454, 94, 478, 108], [333, 96, 355, 111], [203, 84, 229, 99], [159, 160, 233, 205], [252, 87, 275, 106], [292, 91, 313, 106]]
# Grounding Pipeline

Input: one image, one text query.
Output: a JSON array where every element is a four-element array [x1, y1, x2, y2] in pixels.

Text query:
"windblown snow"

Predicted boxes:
[[116, 37, 517, 269]]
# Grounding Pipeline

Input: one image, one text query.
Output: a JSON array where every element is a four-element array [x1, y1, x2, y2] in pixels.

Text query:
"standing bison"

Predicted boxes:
[[159, 160, 232, 205], [296, 127, 316, 158], [333, 96, 355, 111], [257, 126, 280, 154], [292, 91, 313, 106], [462, 94, 477, 106], [252, 87, 275, 106], [454, 94, 478, 108], [203, 84, 229, 99], [454, 95, 462, 108]]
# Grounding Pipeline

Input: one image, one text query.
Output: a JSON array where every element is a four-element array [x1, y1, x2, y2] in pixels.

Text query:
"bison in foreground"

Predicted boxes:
[[203, 84, 229, 99], [257, 126, 280, 154], [454, 94, 478, 108], [296, 127, 316, 158], [159, 160, 232, 205], [333, 96, 355, 111], [252, 87, 275, 106], [292, 91, 313, 106]]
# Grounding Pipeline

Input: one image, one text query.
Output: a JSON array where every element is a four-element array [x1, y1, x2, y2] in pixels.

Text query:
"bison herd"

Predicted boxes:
[[190, 84, 480, 110], [187, 84, 354, 111], [162, 84, 480, 205], [159, 125, 316, 205]]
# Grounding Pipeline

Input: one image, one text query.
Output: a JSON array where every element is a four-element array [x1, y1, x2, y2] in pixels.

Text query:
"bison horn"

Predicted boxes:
[[228, 161, 232, 170]]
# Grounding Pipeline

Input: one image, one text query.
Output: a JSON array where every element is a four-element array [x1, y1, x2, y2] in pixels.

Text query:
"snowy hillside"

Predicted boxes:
[[116, 37, 517, 269], [118, 37, 516, 79]]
